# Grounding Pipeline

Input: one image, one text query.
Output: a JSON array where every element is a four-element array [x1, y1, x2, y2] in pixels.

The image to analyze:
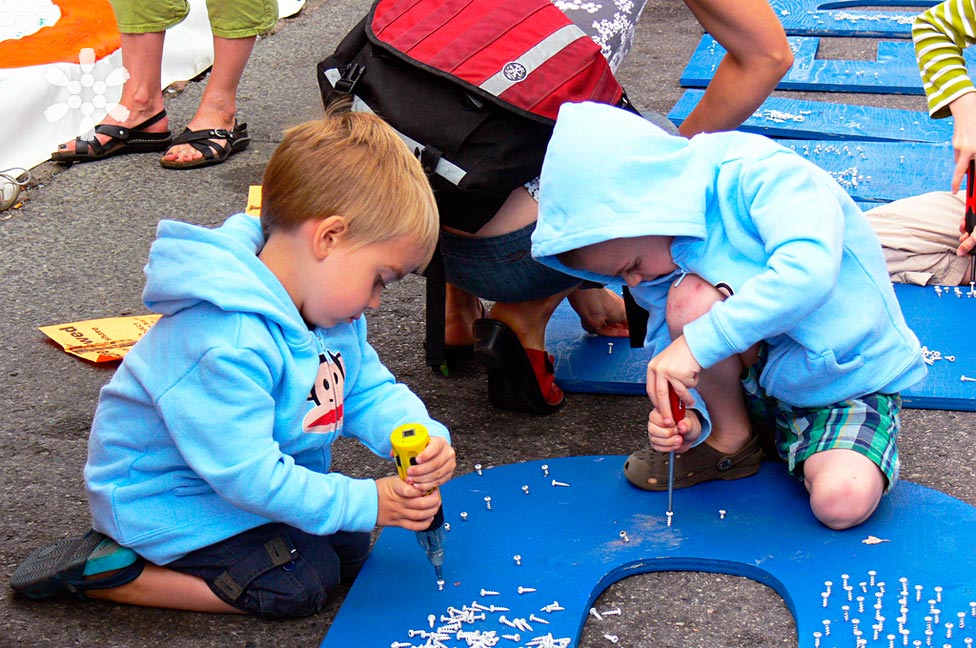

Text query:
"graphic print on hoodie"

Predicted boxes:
[[303, 350, 346, 433]]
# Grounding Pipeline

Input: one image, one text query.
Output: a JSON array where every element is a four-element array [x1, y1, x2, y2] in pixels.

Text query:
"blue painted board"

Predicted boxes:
[[320, 456, 976, 648], [668, 90, 952, 143], [768, 0, 936, 38], [546, 284, 976, 411], [681, 35, 976, 94], [774, 139, 952, 204]]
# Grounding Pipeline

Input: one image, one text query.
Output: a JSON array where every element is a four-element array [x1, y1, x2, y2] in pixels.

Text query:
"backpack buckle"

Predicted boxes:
[[335, 63, 365, 94]]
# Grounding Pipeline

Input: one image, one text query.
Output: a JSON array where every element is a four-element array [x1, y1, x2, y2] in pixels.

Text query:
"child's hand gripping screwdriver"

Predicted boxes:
[[966, 159, 976, 283], [666, 384, 686, 528], [390, 423, 445, 582]]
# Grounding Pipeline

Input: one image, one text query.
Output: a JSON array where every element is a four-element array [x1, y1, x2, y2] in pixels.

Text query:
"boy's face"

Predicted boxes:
[[570, 235, 676, 287], [306, 234, 426, 329]]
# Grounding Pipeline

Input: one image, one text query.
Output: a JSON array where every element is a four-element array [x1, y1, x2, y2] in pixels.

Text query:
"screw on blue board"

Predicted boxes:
[[319, 456, 976, 647], [668, 90, 953, 144], [681, 35, 976, 95], [768, 0, 937, 39]]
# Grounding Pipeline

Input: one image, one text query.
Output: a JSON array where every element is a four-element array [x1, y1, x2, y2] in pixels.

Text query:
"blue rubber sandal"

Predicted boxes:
[[10, 530, 142, 600]]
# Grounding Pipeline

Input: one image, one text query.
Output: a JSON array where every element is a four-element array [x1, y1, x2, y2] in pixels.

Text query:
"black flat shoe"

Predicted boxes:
[[472, 318, 564, 415]]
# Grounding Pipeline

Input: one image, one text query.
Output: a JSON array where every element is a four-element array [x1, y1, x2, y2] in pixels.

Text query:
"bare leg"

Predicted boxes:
[[666, 275, 754, 454], [87, 564, 243, 614], [803, 449, 885, 529], [444, 283, 483, 347], [488, 288, 574, 351], [162, 35, 256, 164], [55, 32, 168, 154]]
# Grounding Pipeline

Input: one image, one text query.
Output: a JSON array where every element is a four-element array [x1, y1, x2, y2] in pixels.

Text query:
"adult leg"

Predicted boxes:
[[53, 32, 169, 156], [161, 34, 256, 165]]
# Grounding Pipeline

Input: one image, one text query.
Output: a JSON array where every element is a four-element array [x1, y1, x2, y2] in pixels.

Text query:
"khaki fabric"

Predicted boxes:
[[109, 0, 277, 39]]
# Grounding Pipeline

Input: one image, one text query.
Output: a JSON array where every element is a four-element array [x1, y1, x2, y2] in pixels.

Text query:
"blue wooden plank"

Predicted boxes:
[[681, 35, 976, 94], [668, 90, 952, 143], [321, 456, 976, 648], [546, 284, 976, 411], [775, 139, 952, 203], [768, 0, 937, 38]]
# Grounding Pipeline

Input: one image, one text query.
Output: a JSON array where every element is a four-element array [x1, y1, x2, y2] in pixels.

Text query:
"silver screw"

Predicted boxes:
[[608, 342, 614, 355], [484, 496, 492, 510], [444, 523, 451, 532], [541, 464, 549, 476], [475, 463, 483, 476], [666, 511, 673, 527], [589, 607, 603, 621], [619, 530, 630, 543], [529, 614, 550, 624], [961, 375, 976, 382], [437, 579, 444, 591], [602, 608, 621, 616], [945, 623, 953, 638], [501, 634, 520, 642], [498, 615, 517, 628], [518, 586, 537, 594], [513, 554, 521, 566], [522, 485, 530, 495], [718, 509, 726, 520], [603, 635, 619, 644], [481, 589, 500, 596], [551, 479, 570, 487], [460, 511, 468, 521], [823, 619, 831, 635], [428, 614, 436, 629]]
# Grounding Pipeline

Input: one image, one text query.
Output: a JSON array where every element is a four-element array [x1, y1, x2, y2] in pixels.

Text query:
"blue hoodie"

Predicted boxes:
[[85, 214, 449, 565], [532, 103, 926, 440]]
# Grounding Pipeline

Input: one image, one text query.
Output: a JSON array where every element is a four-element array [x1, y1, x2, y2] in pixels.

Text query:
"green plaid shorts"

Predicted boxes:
[[741, 346, 901, 491]]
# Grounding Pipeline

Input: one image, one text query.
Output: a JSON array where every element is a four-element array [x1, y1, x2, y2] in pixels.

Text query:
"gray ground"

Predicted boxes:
[[1, 1, 973, 646]]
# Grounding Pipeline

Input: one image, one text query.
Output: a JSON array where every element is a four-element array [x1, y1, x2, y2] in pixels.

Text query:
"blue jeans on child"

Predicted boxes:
[[166, 523, 370, 618]]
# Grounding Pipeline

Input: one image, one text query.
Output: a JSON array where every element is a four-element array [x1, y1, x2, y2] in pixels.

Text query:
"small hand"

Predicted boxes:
[[375, 476, 442, 530], [648, 407, 701, 454], [405, 436, 456, 492]]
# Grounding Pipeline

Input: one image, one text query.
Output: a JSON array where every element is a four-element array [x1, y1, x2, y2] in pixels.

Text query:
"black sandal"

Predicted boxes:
[[51, 110, 173, 164], [160, 121, 251, 169], [473, 318, 564, 415]]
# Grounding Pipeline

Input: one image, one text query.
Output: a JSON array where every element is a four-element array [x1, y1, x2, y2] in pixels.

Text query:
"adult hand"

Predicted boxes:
[[568, 287, 629, 337]]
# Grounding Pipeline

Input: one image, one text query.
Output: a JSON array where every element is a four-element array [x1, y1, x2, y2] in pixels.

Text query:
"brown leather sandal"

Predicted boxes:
[[623, 435, 762, 491]]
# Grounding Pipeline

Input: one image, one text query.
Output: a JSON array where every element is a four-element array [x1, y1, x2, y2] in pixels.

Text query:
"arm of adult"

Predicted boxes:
[[677, 0, 793, 137]]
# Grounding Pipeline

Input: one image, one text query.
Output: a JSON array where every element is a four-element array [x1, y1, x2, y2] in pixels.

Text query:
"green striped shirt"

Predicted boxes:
[[913, 0, 976, 118]]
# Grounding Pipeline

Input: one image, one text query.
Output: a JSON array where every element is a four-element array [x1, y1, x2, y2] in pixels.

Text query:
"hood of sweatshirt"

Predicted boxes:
[[531, 101, 718, 285], [142, 213, 308, 345]]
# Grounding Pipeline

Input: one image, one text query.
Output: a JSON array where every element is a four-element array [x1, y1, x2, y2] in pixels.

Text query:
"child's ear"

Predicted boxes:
[[312, 215, 348, 259]]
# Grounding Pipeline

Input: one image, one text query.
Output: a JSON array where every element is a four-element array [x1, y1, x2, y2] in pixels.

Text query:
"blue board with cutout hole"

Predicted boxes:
[[319, 456, 976, 648], [768, 0, 935, 38], [681, 35, 976, 94], [668, 90, 952, 143], [546, 284, 976, 412]]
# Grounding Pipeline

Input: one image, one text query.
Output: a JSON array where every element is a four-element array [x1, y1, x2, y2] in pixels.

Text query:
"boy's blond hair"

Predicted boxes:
[[261, 106, 439, 270]]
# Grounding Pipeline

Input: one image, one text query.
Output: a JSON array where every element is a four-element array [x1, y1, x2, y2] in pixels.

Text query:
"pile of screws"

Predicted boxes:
[[815, 569, 976, 648]]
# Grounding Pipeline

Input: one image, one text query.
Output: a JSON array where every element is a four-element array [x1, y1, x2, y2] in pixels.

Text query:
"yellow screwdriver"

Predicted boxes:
[[390, 423, 446, 582]]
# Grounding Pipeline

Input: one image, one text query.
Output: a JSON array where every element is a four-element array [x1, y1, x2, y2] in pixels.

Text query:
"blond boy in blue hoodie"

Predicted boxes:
[[11, 110, 455, 615], [532, 102, 926, 530]]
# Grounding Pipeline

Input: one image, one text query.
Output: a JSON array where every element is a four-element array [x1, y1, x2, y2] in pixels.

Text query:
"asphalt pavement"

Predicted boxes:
[[2, 1, 974, 646]]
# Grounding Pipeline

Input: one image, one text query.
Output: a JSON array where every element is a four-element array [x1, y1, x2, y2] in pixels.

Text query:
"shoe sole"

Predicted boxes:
[[9, 532, 104, 599]]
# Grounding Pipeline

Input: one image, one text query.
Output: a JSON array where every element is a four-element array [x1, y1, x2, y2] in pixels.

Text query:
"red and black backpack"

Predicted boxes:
[[317, 0, 631, 234]]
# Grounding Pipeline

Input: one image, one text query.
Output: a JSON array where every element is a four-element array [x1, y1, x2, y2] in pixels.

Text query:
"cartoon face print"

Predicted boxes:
[[303, 350, 346, 434]]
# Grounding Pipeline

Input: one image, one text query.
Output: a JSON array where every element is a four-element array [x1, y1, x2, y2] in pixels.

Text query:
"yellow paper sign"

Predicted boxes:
[[246, 185, 262, 216], [39, 314, 161, 363]]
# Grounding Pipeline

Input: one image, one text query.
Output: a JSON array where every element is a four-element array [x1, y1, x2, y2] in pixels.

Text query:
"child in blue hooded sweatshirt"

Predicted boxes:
[[532, 102, 926, 530], [10, 109, 456, 616]]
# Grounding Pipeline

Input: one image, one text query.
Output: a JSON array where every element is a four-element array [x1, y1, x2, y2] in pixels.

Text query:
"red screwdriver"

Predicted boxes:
[[666, 383, 686, 527]]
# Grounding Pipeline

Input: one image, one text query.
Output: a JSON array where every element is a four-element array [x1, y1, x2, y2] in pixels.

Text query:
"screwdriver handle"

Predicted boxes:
[[668, 384, 686, 423]]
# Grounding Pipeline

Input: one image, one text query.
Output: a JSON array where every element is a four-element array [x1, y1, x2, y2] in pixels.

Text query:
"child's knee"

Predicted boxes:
[[665, 274, 725, 333], [805, 456, 885, 530]]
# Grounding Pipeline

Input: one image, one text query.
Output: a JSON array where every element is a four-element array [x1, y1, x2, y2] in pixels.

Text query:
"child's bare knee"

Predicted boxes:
[[665, 274, 725, 332], [808, 477, 882, 530]]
